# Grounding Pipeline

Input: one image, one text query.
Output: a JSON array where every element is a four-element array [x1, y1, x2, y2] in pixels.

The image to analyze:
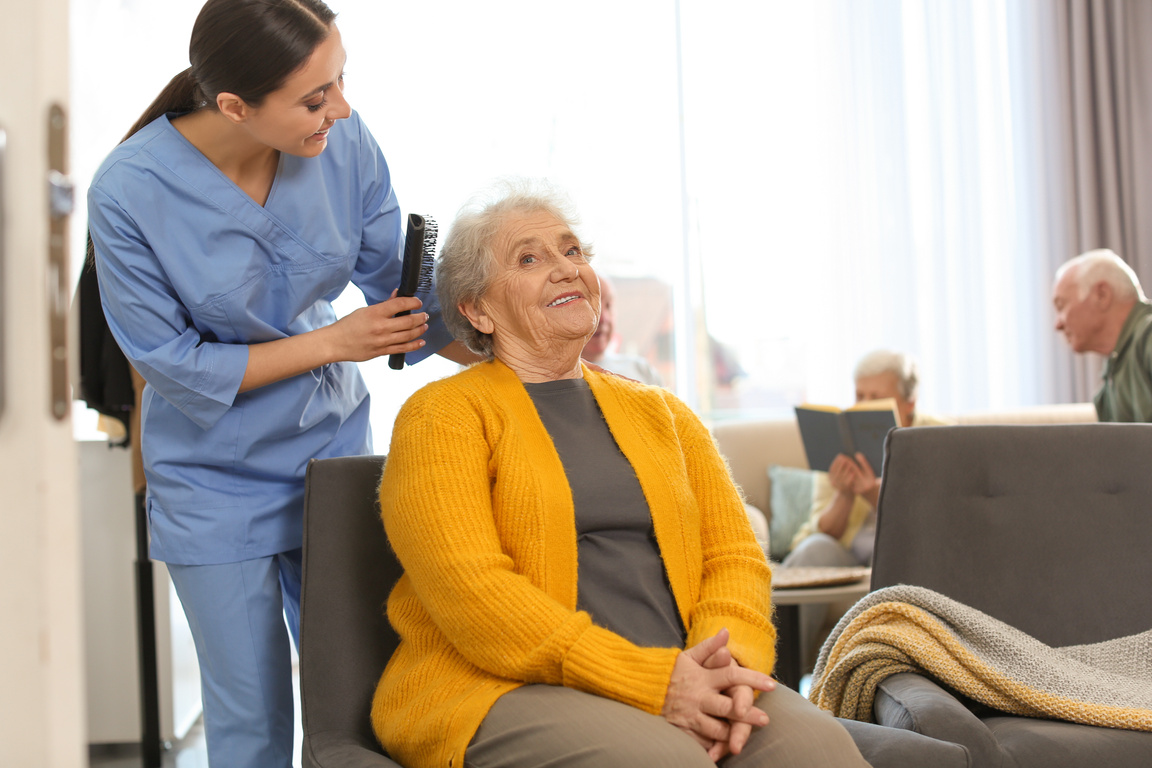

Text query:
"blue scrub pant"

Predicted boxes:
[[168, 548, 303, 768]]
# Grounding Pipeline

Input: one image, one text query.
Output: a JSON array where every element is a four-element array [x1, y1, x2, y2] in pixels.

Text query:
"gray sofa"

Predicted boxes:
[[861, 423, 1152, 767]]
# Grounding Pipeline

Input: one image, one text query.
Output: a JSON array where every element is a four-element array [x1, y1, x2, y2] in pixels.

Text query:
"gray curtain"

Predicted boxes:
[[1025, 0, 1152, 403]]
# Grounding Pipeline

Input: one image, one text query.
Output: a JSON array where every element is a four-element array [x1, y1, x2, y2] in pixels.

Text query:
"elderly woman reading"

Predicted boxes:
[[371, 181, 867, 768]]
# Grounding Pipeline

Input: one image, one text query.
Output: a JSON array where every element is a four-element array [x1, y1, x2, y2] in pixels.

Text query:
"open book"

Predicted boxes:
[[794, 399, 900, 474]]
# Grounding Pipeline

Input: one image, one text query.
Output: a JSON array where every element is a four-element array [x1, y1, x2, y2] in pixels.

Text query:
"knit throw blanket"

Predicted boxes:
[[808, 585, 1152, 732]]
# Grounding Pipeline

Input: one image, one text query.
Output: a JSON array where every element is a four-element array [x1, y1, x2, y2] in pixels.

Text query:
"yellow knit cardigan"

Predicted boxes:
[[371, 360, 775, 768]]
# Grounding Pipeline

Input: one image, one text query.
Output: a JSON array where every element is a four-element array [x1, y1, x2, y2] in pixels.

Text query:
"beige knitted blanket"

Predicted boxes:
[[808, 585, 1152, 731]]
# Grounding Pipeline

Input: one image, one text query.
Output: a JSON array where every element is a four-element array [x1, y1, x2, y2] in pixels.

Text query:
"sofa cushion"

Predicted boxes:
[[767, 465, 814, 560], [983, 715, 1152, 768]]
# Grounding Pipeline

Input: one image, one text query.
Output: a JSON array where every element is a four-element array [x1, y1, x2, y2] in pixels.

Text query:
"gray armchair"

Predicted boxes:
[[299, 455, 402, 768], [298, 455, 976, 768], [866, 423, 1152, 767]]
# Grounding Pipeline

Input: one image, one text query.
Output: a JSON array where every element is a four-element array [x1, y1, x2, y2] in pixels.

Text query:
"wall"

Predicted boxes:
[[80, 441, 201, 744]]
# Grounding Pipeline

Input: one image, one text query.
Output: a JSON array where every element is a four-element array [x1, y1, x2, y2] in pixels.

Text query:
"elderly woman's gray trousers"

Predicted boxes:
[[464, 682, 869, 768]]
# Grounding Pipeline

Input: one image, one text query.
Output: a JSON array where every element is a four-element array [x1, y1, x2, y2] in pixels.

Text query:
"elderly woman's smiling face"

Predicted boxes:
[[461, 209, 600, 363]]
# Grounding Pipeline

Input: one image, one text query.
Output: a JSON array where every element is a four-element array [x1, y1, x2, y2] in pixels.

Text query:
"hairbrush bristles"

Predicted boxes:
[[415, 217, 437, 294], [390, 213, 438, 370]]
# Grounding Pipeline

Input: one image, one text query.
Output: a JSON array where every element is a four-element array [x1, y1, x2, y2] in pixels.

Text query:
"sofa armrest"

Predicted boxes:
[[875, 673, 1001, 767]]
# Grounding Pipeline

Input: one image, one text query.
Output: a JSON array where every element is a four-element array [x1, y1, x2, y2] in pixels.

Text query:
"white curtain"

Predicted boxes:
[[686, 0, 1061, 417]]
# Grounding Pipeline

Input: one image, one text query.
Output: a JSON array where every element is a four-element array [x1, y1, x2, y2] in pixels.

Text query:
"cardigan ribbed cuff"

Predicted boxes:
[[561, 623, 681, 714], [687, 614, 777, 678]]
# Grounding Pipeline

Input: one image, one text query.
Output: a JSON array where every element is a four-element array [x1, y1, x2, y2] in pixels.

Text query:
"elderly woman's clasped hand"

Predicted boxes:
[[662, 629, 777, 762]]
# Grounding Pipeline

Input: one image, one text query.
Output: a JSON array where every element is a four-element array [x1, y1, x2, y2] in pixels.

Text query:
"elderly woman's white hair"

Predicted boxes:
[[854, 349, 919, 402], [1055, 248, 1147, 302], [436, 178, 595, 359]]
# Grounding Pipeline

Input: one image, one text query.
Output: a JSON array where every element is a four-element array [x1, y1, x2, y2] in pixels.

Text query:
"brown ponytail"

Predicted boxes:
[[86, 68, 201, 268], [121, 68, 202, 143]]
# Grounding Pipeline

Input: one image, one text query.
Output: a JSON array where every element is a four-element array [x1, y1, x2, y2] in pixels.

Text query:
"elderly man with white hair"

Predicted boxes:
[[1053, 248, 1152, 422]]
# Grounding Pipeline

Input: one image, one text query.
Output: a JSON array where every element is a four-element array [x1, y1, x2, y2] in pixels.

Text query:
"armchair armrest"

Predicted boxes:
[[835, 718, 971, 768], [875, 673, 1001, 767], [303, 731, 406, 768]]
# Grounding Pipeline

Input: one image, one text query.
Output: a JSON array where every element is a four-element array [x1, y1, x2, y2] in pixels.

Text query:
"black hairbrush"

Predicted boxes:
[[389, 213, 438, 370]]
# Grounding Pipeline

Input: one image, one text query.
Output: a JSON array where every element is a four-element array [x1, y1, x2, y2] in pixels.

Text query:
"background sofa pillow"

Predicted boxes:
[[767, 465, 816, 561]]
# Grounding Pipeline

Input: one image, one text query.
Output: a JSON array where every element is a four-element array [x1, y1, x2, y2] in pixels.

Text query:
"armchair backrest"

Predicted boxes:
[[871, 424, 1152, 647], [299, 455, 402, 765]]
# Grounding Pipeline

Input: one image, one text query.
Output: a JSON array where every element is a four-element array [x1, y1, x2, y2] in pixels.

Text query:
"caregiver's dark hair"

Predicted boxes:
[[123, 0, 337, 142], [85, 0, 337, 270]]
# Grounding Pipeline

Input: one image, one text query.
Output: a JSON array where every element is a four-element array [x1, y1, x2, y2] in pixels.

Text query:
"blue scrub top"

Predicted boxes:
[[88, 110, 452, 565]]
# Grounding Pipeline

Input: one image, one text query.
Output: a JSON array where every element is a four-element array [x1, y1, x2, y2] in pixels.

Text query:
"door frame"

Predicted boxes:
[[0, 0, 85, 765]]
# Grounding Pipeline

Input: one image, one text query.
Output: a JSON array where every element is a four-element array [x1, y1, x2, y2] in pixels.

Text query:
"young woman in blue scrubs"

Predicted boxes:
[[87, 1, 472, 764]]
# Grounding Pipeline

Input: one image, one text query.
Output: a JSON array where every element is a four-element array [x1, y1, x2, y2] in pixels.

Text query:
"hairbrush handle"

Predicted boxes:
[[389, 213, 437, 370]]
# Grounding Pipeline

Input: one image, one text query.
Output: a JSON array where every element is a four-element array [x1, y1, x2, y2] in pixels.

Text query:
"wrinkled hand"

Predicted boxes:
[[828, 453, 879, 497], [662, 629, 774, 762], [699, 641, 769, 760], [329, 292, 429, 363]]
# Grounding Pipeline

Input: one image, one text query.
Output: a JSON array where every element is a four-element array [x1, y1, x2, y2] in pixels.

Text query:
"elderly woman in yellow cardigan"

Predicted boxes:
[[372, 180, 868, 768]]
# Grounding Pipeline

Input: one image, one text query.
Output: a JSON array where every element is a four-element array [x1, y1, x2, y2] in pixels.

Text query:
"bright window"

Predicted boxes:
[[72, 0, 1060, 445]]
